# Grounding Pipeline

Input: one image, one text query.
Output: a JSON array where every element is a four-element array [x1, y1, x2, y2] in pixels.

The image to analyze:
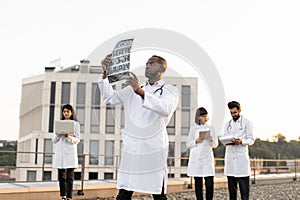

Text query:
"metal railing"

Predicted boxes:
[[0, 150, 299, 185]]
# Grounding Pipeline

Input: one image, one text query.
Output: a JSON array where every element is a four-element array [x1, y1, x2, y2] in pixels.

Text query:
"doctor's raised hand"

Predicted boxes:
[[101, 54, 112, 79]]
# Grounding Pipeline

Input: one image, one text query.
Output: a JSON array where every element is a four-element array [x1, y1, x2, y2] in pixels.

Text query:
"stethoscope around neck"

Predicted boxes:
[[141, 83, 165, 95], [227, 115, 243, 131]]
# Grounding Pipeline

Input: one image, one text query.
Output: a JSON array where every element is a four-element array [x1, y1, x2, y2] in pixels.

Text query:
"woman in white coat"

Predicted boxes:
[[52, 104, 80, 200], [186, 107, 218, 200]]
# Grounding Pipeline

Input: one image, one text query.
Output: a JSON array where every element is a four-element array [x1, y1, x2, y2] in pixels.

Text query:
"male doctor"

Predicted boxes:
[[222, 101, 255, 200], [98, 54, 179, 200]]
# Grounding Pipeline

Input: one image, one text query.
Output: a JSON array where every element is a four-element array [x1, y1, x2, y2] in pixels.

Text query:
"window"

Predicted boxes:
[[27, 171, 36, 181], [105, 140, 114, 165], [181, 110, 190, 135], [120, 84, 126, 129], [35, 138, 38, 164], [181, 142, 189, 166], [104, 172, 114, 179], [44, 139, 53, 164], [77, 83, 86, 104], [77, 140, 84, 165], [121, 106, 125, 128], [74, 172, 82, 180], [105, 104, 115, 133], [90, 83, 100, 133], [89, 140, 99, 165], [167, 112, 176, 135], [43, 171, 52, 181], [181, 85, 191, 107], [89, 172, 98, 180], [48, 82, 56, 132], [168, 173, 175, 178], [77, 83, 86, 132], [61, 82, 71, 104], [77, 107, 85, 133], [168, 142, 175, 166], [181, 85, 191, 135], [180, 174, 188, 178]]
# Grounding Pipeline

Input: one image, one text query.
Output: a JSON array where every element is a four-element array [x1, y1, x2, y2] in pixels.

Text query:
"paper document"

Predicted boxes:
[[54, 120, 75, 135]]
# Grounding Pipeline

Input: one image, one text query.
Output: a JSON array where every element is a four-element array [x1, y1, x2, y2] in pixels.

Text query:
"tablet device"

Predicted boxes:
[[199, 130, 211, 139]]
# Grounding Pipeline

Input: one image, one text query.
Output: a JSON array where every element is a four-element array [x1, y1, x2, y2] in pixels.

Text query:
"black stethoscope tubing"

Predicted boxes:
[[141, 83, 165, 95]]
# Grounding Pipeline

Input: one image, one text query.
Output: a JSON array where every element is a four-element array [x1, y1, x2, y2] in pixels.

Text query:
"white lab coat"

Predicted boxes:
[[52, 121, 80, 169], [222, 115, 254, 177], [98, 78, 179, 194], [186, 124, 218, 177]]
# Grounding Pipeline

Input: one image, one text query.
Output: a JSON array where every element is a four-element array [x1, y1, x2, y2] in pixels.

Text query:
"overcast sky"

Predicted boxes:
[[1, 0, 300, 141]]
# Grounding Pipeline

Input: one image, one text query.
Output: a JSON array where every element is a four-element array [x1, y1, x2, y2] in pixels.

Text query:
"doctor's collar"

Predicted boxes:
[[145, 79, 165, 87]]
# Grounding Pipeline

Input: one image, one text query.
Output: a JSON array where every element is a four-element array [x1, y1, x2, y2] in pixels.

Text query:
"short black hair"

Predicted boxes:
[[195, 107, 208, 124], [227, 101, 241, 110]]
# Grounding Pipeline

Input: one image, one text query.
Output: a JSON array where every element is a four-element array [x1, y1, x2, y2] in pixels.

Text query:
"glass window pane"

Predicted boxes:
[[168, 142, 175, 166], [27, 171, 36, 181], [44, 139, 53, 164], [76, 107, 85, 133], [48, 105, 55, 132], [61, 82, 70, 104], [77, 140, 84, 165], [181, 85, 190, 108], [167, 112, 175, 135], [105, 140, 114, 165], [121, 106, 125, 128], [104, 172, 113, 179], [49, 82, 56, 132], [77, 83, 86, 105], [50, 82, 56, 104], [91, 83, 100, 105], [181, 142, 189, 166], [89, 140, 99, 165], [89, 172, 98, 180], [106, 105, 115, 133], [43, 171, 52, 181], [181, 109, 190, 135], [90, 107, 100, 133]]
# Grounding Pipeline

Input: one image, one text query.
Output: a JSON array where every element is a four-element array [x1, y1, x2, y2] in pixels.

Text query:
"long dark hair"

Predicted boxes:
[[195, 107, 208, 125], [61, 104, 78, 121]]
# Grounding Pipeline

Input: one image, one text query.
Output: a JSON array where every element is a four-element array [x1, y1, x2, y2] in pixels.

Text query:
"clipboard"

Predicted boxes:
[[54, 120, 75, 135], [219, 134, 235, 145]]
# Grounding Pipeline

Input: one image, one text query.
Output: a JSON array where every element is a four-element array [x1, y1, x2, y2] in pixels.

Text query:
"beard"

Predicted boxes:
[[232, 115, 240, 121]]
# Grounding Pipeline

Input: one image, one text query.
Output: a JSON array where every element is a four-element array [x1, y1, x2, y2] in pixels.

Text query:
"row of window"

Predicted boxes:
[[49, 82, 191, 135], [26, 170, 189, 182], [27, 171, 113, 181], [43, 139, 190, 166]]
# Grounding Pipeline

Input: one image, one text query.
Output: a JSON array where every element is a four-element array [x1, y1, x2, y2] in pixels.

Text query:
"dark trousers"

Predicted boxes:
[[227, 176, 249, 200], [58, 168, 75, 199], [116, 182, 167, 200], [194, 176, 214, 200]]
